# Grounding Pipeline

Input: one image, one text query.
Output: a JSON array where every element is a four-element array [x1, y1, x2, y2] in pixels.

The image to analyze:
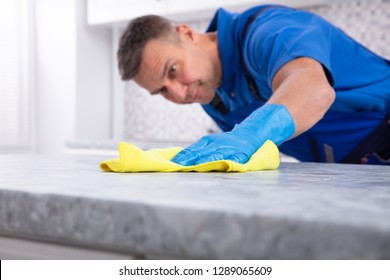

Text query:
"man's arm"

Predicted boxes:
[[171, 57, 335, 166], [269, 57, 335, 138]]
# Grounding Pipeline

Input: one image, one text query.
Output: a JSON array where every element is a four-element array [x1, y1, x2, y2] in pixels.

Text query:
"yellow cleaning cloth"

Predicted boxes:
[[100, 140, 280, 173]]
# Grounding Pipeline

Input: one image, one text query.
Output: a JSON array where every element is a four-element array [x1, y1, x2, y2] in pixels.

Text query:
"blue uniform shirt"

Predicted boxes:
[[202, 5, 390, 162]]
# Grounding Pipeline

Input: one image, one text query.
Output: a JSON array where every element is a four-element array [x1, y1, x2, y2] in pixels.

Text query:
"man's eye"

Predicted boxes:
[[169, 65, 177, 76]]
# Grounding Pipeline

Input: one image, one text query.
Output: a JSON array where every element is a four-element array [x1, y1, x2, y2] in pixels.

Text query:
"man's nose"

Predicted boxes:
[[167, 81, 188, 102]]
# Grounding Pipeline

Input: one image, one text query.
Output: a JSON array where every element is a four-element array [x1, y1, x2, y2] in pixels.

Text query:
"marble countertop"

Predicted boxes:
[[0, 154, 389, 259]]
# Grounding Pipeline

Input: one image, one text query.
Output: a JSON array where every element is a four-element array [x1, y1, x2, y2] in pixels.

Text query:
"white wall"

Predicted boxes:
[[75, 0, 111, 140], [34, 0, 77, 154], [34, 0, 111, 154]]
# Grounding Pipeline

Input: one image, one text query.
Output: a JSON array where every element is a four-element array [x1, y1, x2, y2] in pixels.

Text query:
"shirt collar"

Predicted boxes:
[[206, 8, 239, 94]]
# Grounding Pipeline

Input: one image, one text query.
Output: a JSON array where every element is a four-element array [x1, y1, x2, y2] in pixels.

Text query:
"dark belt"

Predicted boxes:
[[341, 111, 390, 164]]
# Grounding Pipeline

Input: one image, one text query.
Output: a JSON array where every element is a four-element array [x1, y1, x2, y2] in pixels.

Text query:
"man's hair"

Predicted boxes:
[[117, 15, 177, 81]]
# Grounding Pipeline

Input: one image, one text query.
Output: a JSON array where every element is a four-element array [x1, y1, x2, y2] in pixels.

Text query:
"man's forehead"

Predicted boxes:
[[134, 54, 163, 89], [144, 37, 171, 53], [139, 38, 177, 74], [141, 39, 169, 67]]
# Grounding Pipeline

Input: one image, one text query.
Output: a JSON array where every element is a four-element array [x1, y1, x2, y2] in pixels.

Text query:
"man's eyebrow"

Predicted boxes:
[[149, 60, 171, 94], [161, 60, 170, 79]]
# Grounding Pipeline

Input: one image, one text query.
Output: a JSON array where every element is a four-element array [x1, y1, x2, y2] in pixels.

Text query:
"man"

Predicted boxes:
[[117, 4, 390, 165]]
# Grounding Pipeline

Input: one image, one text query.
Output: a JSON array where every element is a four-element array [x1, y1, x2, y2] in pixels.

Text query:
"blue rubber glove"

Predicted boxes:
[[171, 104, 296, 166]]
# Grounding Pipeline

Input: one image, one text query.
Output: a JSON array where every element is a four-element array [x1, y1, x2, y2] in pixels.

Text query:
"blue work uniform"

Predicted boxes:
[[202, 5, 390, 163]]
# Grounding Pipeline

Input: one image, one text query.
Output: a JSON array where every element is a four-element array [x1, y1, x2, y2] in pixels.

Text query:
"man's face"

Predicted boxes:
[[133, 27, 219, 104]]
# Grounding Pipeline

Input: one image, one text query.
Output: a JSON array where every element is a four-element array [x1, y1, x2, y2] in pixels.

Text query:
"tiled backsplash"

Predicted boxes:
[[308, 0, 390, 59], [123, 0, 389, 142]]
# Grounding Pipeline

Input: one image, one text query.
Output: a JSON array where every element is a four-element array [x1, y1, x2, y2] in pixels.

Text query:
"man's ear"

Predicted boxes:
[[176, 24, 198, 43]]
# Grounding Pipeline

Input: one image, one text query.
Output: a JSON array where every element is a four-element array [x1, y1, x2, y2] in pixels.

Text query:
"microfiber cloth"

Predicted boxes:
[[100, 140, 280, 173]]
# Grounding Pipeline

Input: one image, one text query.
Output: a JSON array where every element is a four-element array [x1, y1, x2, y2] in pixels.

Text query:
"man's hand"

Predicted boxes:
[[171, 104, 296, 166], [171, 130, 260, 166]]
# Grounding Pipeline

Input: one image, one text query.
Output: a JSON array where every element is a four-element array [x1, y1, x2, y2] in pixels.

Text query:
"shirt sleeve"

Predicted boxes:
[[243, 9, 334, 99]]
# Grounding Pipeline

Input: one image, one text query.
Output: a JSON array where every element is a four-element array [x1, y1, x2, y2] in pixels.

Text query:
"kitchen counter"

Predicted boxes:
[[0, 154, 389, 259]]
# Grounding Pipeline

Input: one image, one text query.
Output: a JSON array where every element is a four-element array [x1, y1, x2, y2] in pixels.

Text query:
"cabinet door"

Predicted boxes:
[[88, 0, 168, 25], [88, 0, 330, 26]]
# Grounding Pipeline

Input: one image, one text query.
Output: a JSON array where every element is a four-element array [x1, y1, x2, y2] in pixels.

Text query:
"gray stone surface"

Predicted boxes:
[[0, 154, 389, 259]]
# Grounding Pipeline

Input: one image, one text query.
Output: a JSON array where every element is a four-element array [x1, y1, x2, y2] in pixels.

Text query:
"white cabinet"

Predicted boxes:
[[88, 0, 168, 26], [87, 0, 330, 26]]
